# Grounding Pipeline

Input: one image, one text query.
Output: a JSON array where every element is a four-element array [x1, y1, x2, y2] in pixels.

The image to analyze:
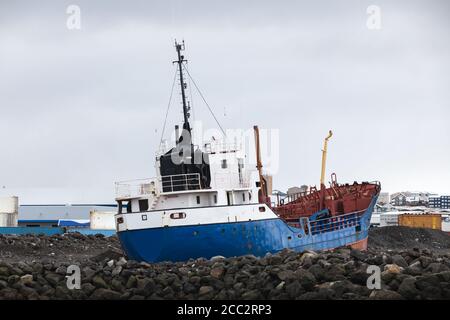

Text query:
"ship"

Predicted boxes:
[[114, 41, 381, 263]]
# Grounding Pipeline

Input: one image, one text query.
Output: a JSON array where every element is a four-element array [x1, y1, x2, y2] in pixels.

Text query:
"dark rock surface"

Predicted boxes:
[[369, 226, 450, 252], [0, 227, 449, 300]]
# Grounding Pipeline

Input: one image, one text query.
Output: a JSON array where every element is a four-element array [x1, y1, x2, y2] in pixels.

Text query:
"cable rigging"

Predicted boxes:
[[182, 64, 227, 137], [159, 66, 178, 146]]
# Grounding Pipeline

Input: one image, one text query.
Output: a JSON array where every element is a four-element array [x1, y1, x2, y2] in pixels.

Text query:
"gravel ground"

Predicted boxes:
[[369, 226, 450, 252], [0, 233, 122, 264], [0, 226, 449, 300]]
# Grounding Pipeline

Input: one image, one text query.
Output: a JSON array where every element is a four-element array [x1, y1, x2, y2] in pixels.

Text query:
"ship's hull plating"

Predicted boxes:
[[118, 197, 376, 263]]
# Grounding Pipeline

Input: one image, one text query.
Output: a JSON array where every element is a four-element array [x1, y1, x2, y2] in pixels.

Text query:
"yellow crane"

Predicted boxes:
[[320, 130, 333, 187], [253, 125, 267, 203]]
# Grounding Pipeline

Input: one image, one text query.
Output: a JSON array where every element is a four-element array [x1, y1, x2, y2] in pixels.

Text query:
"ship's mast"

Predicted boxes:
[[173, 40, 191, 136]]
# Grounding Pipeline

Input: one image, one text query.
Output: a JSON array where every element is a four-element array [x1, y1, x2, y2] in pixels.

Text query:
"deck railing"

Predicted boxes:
[[160, 173, 201, 193], [309, 212, 361, 235], [204, 142, 241, 153], [115, 178, 157, 199], [115, 173, 202, 198], [285, 210, 365, 235]]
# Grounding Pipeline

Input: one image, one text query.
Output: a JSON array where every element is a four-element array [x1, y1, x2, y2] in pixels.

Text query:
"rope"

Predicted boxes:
[[182, 64, 227, 137], [160, 67, 178, 145]]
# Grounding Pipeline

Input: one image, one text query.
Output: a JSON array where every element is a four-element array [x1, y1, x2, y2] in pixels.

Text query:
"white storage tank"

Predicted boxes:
[[0, 196, 19, 227], [370, 213, 380, 227], [90, 210, 116, 230], [442, 214, 450, 233]]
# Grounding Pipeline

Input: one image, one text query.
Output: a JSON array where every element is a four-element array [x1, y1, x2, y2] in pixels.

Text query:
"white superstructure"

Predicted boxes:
[[115, 139, 261, 220], [114, 41, 275, 235]]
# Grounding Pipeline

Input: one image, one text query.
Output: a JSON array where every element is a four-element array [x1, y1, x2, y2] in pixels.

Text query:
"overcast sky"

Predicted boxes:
[[0, 0, 449, 204]]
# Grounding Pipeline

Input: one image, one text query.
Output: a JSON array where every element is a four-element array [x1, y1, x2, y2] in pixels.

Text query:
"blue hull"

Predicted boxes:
[[118, 198, 376, 263]]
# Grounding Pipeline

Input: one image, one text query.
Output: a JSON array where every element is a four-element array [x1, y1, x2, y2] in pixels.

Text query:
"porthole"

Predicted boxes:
[[141, 215, 147, 221], [170, 212, 186, 219], [259, 206, 266, 212]]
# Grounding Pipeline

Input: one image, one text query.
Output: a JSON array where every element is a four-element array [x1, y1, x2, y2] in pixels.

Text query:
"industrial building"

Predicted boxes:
[[429, 195, 450, 210], [390, 192, 431, 207], [377, 192, 390, 205], [18, 204, 117, 227]]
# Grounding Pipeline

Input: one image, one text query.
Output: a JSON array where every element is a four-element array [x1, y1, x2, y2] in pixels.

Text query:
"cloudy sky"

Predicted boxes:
[[0, 0, 449, 204]]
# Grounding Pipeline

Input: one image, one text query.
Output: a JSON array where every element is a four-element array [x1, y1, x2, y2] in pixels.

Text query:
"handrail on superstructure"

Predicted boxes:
[[115, 173, 202, 198], [160, 173, 201, 193]]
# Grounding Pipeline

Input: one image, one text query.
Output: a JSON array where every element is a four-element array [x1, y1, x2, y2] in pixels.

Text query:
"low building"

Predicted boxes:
[[375, 203, 397, 213], [391, 193, 407, 206], [406, 195, 421, 206], [429, 195, 450, 210], [443, 196, 450, 209], [429, 195, 441, 208], [377, 192, 390, 206], [18, 204, 117, 227], [287, 185, 308, 196], [379, 212, 400, 227], [391, 192, 431, 207]]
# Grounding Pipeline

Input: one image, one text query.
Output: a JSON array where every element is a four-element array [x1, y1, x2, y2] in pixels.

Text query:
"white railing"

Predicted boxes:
[[160, 173, 201, 192], [115, 178, 157, 199], [115, 173, 204, 198], [116, 170, 255, 198], [204, 142, 241, 154]]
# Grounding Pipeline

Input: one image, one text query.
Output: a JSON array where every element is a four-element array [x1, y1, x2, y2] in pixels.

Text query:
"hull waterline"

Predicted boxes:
[[117, 196, 377, 263]]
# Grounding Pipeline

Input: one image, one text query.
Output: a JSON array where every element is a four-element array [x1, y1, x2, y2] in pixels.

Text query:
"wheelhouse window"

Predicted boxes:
[[221, 159, 227, 169], [139, 199, 149, 212], [118, 201, 132, 214]]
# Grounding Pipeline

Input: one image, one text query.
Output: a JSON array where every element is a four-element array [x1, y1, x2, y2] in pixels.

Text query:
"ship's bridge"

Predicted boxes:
[[114, 139, 257, 214]]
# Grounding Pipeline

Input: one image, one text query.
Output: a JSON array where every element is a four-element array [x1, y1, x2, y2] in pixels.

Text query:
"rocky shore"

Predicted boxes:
[[0, 227, 449, 300]]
